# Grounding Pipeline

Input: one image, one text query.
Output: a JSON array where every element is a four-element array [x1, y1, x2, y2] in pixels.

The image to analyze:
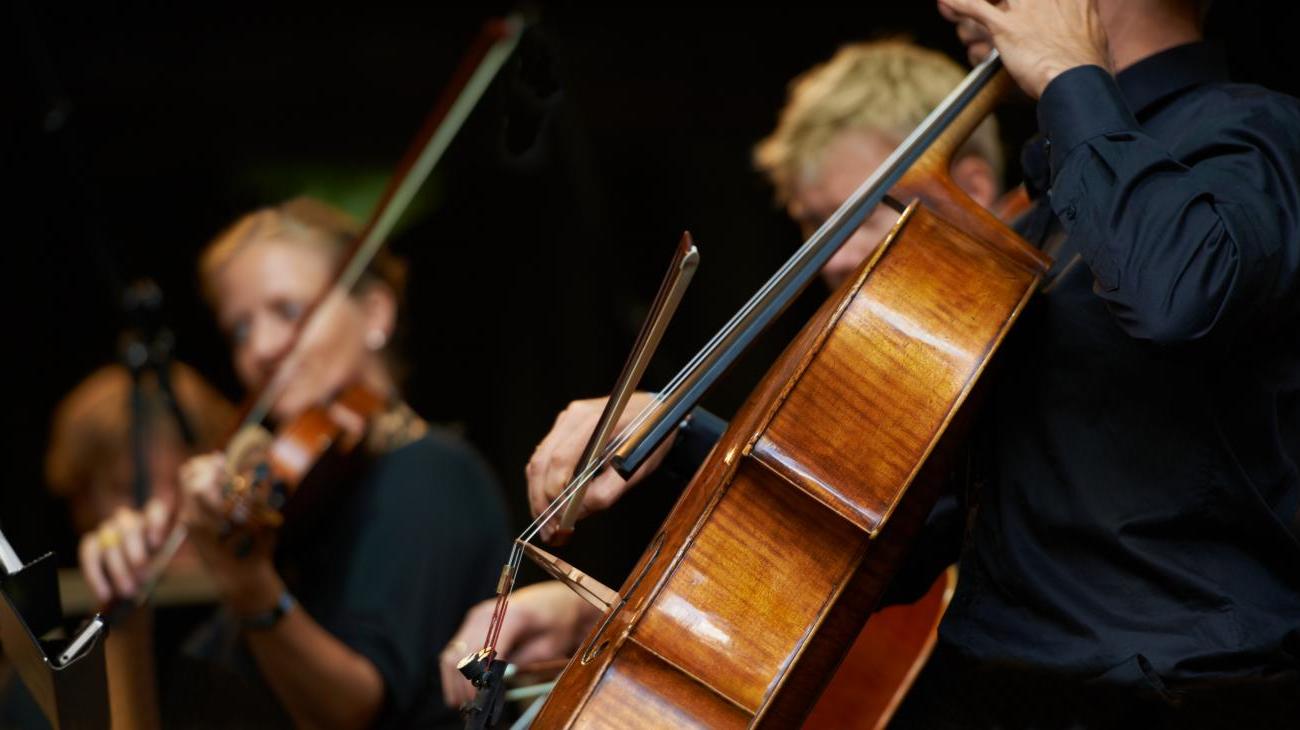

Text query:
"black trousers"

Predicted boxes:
[[889, 643, 1300, 730]]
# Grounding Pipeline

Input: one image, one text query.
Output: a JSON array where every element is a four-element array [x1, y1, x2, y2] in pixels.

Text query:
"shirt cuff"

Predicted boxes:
[[1037, 65, 1140, 179], [661, 406, 726, 484]]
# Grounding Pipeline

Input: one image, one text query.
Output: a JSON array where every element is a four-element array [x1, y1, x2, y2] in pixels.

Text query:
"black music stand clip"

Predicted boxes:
[[0, 531, 109, 730]]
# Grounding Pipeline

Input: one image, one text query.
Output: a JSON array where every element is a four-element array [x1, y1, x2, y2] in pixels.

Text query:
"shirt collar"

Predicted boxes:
[[1020, 40, 1228, 199], [1114, 40, 1229, 119]]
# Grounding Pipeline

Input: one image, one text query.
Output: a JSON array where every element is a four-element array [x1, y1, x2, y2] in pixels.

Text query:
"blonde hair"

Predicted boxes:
[[199, 196, 408, 307], [755, 40, 1003, 203]]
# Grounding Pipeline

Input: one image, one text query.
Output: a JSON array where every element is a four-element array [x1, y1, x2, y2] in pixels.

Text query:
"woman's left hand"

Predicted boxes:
[[178, 452, 284, 615]]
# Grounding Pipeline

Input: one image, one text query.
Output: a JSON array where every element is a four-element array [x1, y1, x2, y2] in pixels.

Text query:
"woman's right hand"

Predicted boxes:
[[78, 498, 172, 604], [526, 391, 677, 541]]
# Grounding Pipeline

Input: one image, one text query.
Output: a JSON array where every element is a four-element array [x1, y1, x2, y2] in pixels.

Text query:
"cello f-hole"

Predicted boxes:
[[580, 531, 667, 665]]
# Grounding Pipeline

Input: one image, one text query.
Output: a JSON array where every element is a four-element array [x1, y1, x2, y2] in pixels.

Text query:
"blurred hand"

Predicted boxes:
[[178, 452, 281, 615], [937, 0, 1109, 98], [80, 449, 283, 613], [526, 392, 676, 541], [79, 499, 172, 604], [439, 581, 601, 709]]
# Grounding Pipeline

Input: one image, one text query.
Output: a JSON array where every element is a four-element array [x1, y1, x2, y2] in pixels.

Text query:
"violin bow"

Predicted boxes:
[[549, 233, 700, 544], [463, 233, 698, 689], [82, 13, 527, 638]]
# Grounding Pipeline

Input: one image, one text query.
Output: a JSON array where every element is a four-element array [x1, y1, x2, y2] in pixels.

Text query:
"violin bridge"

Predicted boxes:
[[521, 541, 618, 612]]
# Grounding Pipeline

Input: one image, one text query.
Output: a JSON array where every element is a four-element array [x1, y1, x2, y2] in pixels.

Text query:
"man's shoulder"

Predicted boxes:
[[1197, 79, 1300, 128]]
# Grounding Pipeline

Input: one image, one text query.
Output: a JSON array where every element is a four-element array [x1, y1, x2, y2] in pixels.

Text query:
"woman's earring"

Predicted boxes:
[[365, 329, 388, 351]]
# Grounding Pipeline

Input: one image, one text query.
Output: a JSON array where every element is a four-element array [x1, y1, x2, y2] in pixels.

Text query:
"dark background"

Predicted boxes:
[[4, 1, 1299, 585]]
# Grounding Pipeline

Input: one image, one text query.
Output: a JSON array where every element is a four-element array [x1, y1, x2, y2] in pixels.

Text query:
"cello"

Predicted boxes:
[[473, 49, 1049, 728]]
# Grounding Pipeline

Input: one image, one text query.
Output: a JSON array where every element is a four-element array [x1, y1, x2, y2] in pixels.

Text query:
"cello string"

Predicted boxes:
[[516, 49, 1008, 549], [492, 51, 1007, 657]]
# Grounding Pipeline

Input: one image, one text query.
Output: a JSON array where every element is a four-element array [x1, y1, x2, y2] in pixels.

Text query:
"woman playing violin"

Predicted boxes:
[[80, 197, 509, 729]]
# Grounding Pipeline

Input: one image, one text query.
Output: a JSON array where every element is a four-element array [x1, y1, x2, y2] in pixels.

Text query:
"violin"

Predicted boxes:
[[217, 383, 386, 534], [476, 50, 1050, 727], [73, 14, 527, 635]]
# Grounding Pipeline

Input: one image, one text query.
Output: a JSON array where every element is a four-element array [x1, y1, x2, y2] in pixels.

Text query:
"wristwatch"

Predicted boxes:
[[237, 590, 296, 632]]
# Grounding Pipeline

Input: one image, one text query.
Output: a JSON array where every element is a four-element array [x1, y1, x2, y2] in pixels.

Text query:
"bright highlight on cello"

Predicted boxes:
[[5, 1, 1299, 728], [458, 0, 1300, 728]]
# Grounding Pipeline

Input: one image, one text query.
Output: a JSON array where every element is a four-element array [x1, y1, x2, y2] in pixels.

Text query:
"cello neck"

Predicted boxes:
[[916, 58, 1013, 175], [610, 51, 1008, 475]]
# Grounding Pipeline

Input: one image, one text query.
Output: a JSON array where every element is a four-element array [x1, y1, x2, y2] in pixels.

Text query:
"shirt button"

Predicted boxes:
[[1062, 204, 1077, 221]]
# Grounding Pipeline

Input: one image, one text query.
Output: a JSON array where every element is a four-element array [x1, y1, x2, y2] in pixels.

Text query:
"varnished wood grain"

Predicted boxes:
[[752, 207, 1037, 535], [575, 640, 751, 730], [532, 68, 1049, 729], [632, 461, 863, 712], [800, 568, 955, 730]]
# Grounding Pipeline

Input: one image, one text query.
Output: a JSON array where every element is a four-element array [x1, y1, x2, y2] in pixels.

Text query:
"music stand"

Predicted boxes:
[[0, 529, 108, 730]]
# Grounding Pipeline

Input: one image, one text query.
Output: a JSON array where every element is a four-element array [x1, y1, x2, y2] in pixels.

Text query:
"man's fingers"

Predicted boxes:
[[967, 42, 995, 66], [937, 0, 964, 23], [527, 424, 567, 518], [527, 440, 557, 518], [527, 395, 653, 525], [582, 472, 628, 516], [956, 17, 991, 46], [528, 401, 596, 517], [939, 0, 1001, 27], [539, 409, 593, 504]]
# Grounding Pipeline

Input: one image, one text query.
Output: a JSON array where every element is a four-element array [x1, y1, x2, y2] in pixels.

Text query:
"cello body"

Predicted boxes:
[[800, 566, 955, 730], [532, 71, 1050, 728]]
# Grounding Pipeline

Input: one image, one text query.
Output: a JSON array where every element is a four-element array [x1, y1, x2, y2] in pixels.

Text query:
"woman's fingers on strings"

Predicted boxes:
[[101, 536, 136, 598], [181, 456, 230, 530], [79, 535, 111, 604], [145, 497, 171, 549], [116, 508, 149, 574]]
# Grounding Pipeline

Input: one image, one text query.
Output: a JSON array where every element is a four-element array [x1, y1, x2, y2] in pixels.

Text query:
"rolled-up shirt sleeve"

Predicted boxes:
[[1039, 65, 1300, 344]]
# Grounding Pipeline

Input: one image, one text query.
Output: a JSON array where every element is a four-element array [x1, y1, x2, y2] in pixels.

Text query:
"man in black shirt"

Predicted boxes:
[[890, 0, 1300, 725], [515, 0, 1300, 725]]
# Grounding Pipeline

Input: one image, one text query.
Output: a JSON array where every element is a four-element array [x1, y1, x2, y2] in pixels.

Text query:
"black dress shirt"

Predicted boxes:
[[669, 41, 1300, 725], [940, 41, 1300, 693]]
